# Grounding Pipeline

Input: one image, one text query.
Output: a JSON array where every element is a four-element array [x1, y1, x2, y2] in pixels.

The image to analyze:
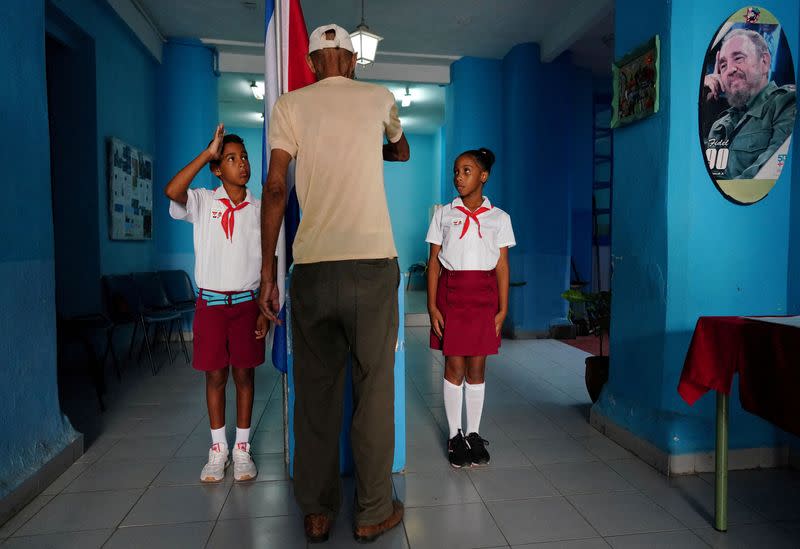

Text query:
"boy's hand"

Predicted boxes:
[[206, 123, 225, 161], [255, 313, 269, 339], [494, 310, 507, 337], [429, 307, 444, 339]]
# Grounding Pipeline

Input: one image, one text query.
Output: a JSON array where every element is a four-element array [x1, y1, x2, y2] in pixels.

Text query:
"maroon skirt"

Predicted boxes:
[[430, 269, 500, 356]]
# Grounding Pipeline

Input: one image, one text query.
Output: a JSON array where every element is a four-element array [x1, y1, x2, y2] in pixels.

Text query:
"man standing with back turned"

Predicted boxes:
[[259, 24, 410, 544]]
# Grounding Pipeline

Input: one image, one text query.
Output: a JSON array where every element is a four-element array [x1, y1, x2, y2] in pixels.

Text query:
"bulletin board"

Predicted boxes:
[[107, 137, 153, 240]]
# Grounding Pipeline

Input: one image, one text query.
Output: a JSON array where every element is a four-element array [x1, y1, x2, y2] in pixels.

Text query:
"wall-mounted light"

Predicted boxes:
[[350, 0, 382, 65], [251, 80, 265, 100], [401, 85, 412, 108]]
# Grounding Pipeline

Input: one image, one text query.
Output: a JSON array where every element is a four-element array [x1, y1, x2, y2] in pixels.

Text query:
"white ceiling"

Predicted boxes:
[[133, 0, 613, 133], [136, 0, 614, 72]]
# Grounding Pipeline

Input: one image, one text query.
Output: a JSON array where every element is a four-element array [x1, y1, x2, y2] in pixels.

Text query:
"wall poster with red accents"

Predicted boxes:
[[699, 6, 796, 204]]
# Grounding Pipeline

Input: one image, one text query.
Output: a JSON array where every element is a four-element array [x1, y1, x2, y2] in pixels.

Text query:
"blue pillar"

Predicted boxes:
[[445, 57, 504, 204], [155, 39, 218, 276], [502, 44, 578, 336], [595, 0, 800, 457]]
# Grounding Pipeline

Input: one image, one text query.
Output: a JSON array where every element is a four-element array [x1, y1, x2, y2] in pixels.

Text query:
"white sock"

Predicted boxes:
[[235, 427, 250, 446], [464, 381, 486, 435], [443, 379, 464, 438], [211, 426, 227, 447]]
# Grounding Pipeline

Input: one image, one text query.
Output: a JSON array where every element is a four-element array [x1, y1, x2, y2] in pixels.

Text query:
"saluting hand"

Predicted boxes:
[[206, 123, 225, 161]]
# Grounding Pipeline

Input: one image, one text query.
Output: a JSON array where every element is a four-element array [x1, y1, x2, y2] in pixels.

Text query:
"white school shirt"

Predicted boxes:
[[169, 187, 261, 292], [425, 197, 516, 271]]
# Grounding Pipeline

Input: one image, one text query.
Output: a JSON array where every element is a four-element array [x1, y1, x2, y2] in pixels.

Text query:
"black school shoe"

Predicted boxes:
[[447, 430, 471, 468], [466, 432, 490, 465]]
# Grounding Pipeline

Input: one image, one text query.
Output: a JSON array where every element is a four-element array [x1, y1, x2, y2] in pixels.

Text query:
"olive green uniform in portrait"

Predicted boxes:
[[707, 81, 796, 180]]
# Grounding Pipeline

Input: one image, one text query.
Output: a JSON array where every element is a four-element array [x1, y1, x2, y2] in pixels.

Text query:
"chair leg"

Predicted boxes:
[[104, 328, 122, 381], [160, 322, 174, 365], [177, 318, 190, 364], [141, 319, 157, 375], [128, 321, 139, 359]]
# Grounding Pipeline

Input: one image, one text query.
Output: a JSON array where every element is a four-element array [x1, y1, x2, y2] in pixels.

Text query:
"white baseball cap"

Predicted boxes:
[[308, 24, 354, 53]]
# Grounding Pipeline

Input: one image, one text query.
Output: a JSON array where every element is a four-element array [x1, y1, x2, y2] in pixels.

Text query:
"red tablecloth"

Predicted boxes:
[[678, 316, 800, 437]]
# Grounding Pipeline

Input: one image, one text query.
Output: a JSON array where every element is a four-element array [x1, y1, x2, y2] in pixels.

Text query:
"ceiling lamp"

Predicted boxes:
[[350, 0, 382, 65], [250, 80, 265, 101], [401, 86, 412, 107]]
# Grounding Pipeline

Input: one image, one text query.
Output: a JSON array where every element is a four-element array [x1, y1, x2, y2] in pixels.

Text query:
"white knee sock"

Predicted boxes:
[[211, 426, 227, 447], [464, 381, 486, 435], [235, 427, 250, 446], [443, 379, 464, 438]]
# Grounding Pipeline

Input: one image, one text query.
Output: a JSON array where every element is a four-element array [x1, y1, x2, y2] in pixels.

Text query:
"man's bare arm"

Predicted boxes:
[[383, 133, 410, 162], [258, 148, 293, 320]]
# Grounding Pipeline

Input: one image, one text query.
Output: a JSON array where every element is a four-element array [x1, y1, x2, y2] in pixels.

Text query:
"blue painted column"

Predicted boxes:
[[502, 44, 584, 336], [444, 57, 504, 204], [595, 0, 800, 457], [155, 39, 218, 277], [0, 0, 79, 501]]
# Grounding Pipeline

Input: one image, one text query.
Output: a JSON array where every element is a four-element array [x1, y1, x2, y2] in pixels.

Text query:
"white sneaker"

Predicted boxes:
[[200, 442, 229, 483], [233, 442, 258, 481]]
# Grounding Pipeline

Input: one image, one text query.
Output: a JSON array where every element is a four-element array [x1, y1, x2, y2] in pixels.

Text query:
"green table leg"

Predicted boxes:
[[715, 391, 729, 532]]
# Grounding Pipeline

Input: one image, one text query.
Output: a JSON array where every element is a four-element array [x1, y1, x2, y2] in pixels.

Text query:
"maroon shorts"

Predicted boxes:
[[430, 269, 500, 357], [192, 291, 265, 372]]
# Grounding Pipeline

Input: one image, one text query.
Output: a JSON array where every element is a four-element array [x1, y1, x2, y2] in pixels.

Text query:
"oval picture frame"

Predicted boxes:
[[698, 6, 796, 205]]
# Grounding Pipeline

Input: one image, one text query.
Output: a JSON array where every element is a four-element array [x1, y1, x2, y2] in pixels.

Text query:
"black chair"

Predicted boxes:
[[131, 272, 190, 370], [158, 270, 196, 364], [158, 269, 197, 315], [102, 274, 140, 374]]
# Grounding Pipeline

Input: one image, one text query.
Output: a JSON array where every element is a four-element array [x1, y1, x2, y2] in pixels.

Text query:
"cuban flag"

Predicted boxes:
[[263, 0, 315, 373]]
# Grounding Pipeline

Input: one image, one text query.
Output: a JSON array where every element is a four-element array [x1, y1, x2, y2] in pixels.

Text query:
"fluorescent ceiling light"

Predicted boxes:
[[251, 80, 265, 100]]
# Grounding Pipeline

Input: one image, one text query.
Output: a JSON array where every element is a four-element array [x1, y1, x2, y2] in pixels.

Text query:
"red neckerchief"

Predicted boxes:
[[454, 205, 491, 238], [218, 198, 250, 242]]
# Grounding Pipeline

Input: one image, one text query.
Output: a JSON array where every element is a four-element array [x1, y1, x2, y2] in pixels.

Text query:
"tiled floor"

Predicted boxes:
[[2, 305, 799, 547]]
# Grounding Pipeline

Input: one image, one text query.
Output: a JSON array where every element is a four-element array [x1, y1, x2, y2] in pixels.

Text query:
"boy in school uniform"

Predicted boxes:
[[165, 123, 268, 482]]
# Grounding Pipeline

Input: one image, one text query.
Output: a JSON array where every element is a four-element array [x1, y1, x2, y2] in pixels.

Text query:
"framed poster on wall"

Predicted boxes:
[[698, 5, 796, 205], [611, 35, 660, 128], [107, 137, 153, 240]]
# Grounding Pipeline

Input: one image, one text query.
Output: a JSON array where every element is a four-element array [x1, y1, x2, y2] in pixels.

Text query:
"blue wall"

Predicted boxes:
[[385, 133, 439, 271], [596, 0, 800, 453], [51, 0, 158, 276], [155, 39, 218, 280], [445, 58, 504, 206], [502, 45, 592, 333], [444, 52, 593, 335], [0, 0, 78, 498]]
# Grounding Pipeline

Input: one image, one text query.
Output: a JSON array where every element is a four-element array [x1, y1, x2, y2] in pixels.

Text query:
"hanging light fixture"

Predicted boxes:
[[250, 80, 265, 100], [350, 0, 383, 66], [401, 86, 412, 107]]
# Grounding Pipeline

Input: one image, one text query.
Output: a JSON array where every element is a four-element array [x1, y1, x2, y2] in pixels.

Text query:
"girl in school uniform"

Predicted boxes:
[[426, 148, 516, 468]]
